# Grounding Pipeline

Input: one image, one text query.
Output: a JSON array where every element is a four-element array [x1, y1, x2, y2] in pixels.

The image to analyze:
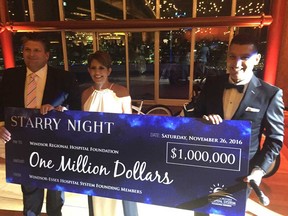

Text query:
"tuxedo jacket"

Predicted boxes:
[[188, 74, 284, 172], [0, 66, 81, 121]]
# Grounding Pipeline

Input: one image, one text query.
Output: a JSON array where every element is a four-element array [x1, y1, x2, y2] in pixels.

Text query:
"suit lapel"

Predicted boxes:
[[216, 75, 228, 117], [17, 67, 27, 107], [42, 66, 54, 104], [232, 75, 261, 119], [207, 74, 228, 118]]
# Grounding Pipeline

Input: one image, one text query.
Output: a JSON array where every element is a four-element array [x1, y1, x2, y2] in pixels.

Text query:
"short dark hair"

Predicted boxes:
[[21, 32, 50, 52], [230, 34, 259, 53], [88, 51, 112, 68]]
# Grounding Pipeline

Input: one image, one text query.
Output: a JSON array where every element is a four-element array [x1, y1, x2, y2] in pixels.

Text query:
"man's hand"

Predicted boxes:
[[40, 104, 68, 115], [245, 167, 266, 186], [55, 106, 68, 112], [40, 104, 55, 115], [202, 114, 223, 124], [0, 126, 11, 143]]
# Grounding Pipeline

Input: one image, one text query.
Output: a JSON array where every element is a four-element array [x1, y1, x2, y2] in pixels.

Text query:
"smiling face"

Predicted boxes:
[[88, 59, 112, 89], [23, 40, 50, 72], [226, 43, 261, 83]]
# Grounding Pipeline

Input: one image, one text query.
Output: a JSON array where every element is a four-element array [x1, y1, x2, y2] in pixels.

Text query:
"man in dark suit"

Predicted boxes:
[[187, 34, 284, 215], [0, 33, 81, 216]]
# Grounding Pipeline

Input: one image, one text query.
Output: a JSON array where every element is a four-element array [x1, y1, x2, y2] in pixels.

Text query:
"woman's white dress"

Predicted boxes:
[[83, 86, 193, 216], [83, 85, 132, 216], [83, 87, 132, 114]]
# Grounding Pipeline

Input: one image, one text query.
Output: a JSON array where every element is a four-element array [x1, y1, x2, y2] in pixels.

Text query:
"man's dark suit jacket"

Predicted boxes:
[[188, 74, 284, 173], [0, 66, 81, 121]]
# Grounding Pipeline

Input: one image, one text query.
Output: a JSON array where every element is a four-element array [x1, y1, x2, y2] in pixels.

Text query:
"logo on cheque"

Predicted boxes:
[[208, 183, 237, 207]]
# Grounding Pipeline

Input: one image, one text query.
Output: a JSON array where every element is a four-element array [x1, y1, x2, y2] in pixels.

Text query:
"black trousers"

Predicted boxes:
[[21, 185, 64, 216], [88, 196, 138, 216]]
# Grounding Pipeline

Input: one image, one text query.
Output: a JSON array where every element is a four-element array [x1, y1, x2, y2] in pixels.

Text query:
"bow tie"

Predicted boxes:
[[225, 83, 244, 93]]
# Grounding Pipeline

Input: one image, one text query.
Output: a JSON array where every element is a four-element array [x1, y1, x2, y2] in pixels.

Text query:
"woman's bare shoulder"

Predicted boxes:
[[81, 87, 93, 104], [111, 84, 130, 98]]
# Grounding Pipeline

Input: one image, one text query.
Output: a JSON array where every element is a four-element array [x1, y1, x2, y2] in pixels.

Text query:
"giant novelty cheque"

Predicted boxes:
[[5, 107, 250, 215]]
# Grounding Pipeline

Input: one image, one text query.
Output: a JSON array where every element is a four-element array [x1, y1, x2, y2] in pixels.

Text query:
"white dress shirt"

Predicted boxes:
[[223, 73, 253, 120]]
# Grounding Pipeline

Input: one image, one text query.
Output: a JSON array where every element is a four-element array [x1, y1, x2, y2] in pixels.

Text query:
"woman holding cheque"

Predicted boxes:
[[81, 51, 138, 216]]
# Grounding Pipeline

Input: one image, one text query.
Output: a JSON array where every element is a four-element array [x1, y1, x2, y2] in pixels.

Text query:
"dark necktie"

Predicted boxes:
[[225, 82, 244, 93]]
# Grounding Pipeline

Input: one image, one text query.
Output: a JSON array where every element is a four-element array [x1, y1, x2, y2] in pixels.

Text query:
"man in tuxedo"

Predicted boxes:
[[187, 34, 284, 215], [0, 33, 81, 216]]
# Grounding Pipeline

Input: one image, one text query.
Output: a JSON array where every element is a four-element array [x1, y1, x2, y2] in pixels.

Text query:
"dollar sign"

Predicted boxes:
[[171, 147, 177, 159]]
